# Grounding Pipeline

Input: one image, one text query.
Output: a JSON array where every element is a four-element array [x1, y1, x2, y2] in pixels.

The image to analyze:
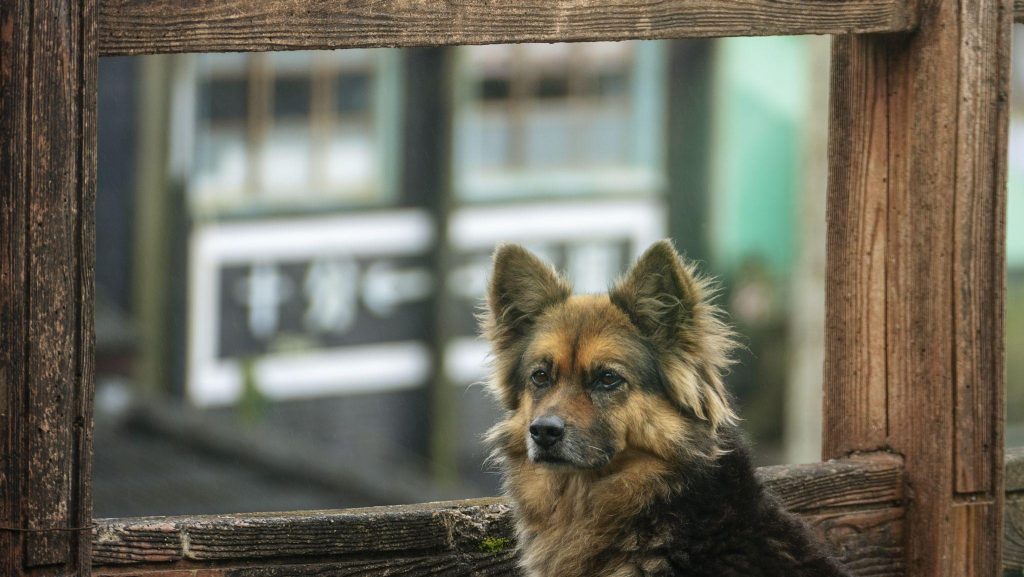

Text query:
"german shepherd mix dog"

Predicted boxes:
[[482, 241, 850, 577]]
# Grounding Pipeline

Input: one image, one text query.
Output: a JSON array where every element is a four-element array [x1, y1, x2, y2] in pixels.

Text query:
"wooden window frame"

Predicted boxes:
[[0, 0, 1015, 575]]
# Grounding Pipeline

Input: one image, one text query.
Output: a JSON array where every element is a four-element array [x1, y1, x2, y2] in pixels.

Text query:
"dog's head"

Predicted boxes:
[[482, 240, 737, 471]]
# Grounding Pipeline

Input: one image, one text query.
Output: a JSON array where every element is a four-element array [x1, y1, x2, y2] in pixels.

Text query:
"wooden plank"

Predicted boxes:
[[91, 505, 903, 577], [91, 499, 511, 566], [1005, 494, 1024, 572], [952, 0, 1009, 493], [932, 483, 1024, 575], [1005, 451, 1024, 572], [90, 455, 1024, 576], [1016, 0, 1024, 20], [951, 501, 999, 577], [0, 1, 32, 574], [1006, 447, 1024, 492], [91, 455, 902, 566], [182, 551, 520, 577], [754, 453, 903, 511], [824, 0, 1009, 567], [92, 519, 184, 566], [805, 508, 904, 577], [0, 0, 97, 575], [96, 0, 918, 56], [823, 33, 891, 454], [91, 508, 905, 577]]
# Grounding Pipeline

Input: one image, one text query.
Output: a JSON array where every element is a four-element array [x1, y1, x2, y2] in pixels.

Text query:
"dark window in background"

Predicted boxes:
[[273, 76, 312, 118], [336, 72, 373, 114]]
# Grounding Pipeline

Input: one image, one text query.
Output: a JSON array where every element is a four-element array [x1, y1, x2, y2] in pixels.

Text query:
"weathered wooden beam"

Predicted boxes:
[[96, 0, 918, 56], [90, 455, 904, 576], [0, 0, 97, 575], [824, 0, 1010, 568], [1004, 448, 1024, 573], [87, 452, 1024, 575]]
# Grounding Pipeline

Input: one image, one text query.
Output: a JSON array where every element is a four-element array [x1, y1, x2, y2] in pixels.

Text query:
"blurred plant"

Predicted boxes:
[[236, 357, 269, 425]]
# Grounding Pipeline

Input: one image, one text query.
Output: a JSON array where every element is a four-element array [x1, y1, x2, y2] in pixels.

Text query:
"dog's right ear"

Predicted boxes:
[[483, 244, 570, 408], [485, 243, 570, 350]]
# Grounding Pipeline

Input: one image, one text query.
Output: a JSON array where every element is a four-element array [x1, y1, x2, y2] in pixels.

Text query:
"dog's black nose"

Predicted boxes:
[[529, 415, 565, 448]]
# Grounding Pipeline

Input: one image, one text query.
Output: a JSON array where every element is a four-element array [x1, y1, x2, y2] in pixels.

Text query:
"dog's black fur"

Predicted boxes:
[[592, 428, 851, 576]]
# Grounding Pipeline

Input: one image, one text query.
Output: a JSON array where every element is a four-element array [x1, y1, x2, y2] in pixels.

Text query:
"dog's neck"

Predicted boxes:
[[509, 449, 676, 528], [504, 450, 677, 577]]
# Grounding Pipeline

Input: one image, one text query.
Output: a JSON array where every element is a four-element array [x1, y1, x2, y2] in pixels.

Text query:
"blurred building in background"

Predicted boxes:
[[1006, 28, 1024, 448], [94, 36, 856, 518]]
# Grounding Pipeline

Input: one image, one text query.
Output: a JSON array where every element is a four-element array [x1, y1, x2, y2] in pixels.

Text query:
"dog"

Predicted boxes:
[[481, 240, 851, 577]]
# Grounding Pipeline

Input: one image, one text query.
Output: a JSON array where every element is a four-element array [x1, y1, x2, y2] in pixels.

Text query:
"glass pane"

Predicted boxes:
[[325, 127, 376, 189], [185, 51, 396, 216], [535, 74, 570, 99], [478, 77, 511, 101], [273, 76, 312, 119], [336, 72, 373, 114], [193, 128, 248, 201], [454, 41, 647, 201], [261, 124, 312, 192], [201, 77, 248, 124]]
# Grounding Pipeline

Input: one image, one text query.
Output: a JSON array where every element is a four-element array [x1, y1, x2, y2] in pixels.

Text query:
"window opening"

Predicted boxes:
[[93, 38, 830, 518]]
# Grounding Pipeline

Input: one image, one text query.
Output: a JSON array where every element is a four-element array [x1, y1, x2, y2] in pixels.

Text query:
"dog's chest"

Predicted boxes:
[[515, 510, 675, 577]]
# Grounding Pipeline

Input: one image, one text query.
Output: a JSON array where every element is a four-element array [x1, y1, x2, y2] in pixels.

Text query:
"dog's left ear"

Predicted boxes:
[[610, 240, 737, 429], [610, 240, 702, 347]]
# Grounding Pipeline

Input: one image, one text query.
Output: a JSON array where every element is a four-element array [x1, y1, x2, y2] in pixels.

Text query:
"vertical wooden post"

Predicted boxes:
[[1, 0, 97, 576], [825, 0, 1009, 574]]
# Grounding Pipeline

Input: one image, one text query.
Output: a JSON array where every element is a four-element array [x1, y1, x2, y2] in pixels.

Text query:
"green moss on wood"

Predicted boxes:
[[478, 537, 512, 552]]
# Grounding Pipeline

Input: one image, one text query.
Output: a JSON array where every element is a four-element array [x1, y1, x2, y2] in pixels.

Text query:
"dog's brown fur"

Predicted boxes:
[[482, 241, 849, 577]]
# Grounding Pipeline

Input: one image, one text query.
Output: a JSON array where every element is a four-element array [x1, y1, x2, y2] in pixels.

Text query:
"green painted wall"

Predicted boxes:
[[709, 36, 810, 277], [1008, 121, 1024, 267]]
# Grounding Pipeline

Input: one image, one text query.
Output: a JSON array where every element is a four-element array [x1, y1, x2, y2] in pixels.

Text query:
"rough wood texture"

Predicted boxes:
[[1004, 450, 1024, 573], [96, 0, 918, 56], [1007, 447, 1024, 492], [90, 456, 904, 576], [754, 453, 903, 511], [1, 0, 97, 575], [93, 519, 903, 577], [1006, 494, 1024, 573], [90, 511, 900, 576], [825, 0, 1010, 568], [822, 35, 890, 455], [952, 0, 1009, 494], [92, 454, 1024, 576]]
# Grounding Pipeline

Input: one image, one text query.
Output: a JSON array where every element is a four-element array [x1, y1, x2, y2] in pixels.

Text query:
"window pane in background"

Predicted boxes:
[[93, 38, 829, 518], [336, 72, 373, 114], [273, 76, 312, 119]]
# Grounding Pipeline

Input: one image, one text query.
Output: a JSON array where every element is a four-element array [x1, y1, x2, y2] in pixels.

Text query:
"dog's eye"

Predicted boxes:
[[530, 369, 551, 387], [593, 370, 623, 390]]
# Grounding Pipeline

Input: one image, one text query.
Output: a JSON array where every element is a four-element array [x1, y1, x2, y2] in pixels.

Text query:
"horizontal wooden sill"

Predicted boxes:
[[97, 0, 918, 57], [92, 453, 904, 576]]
